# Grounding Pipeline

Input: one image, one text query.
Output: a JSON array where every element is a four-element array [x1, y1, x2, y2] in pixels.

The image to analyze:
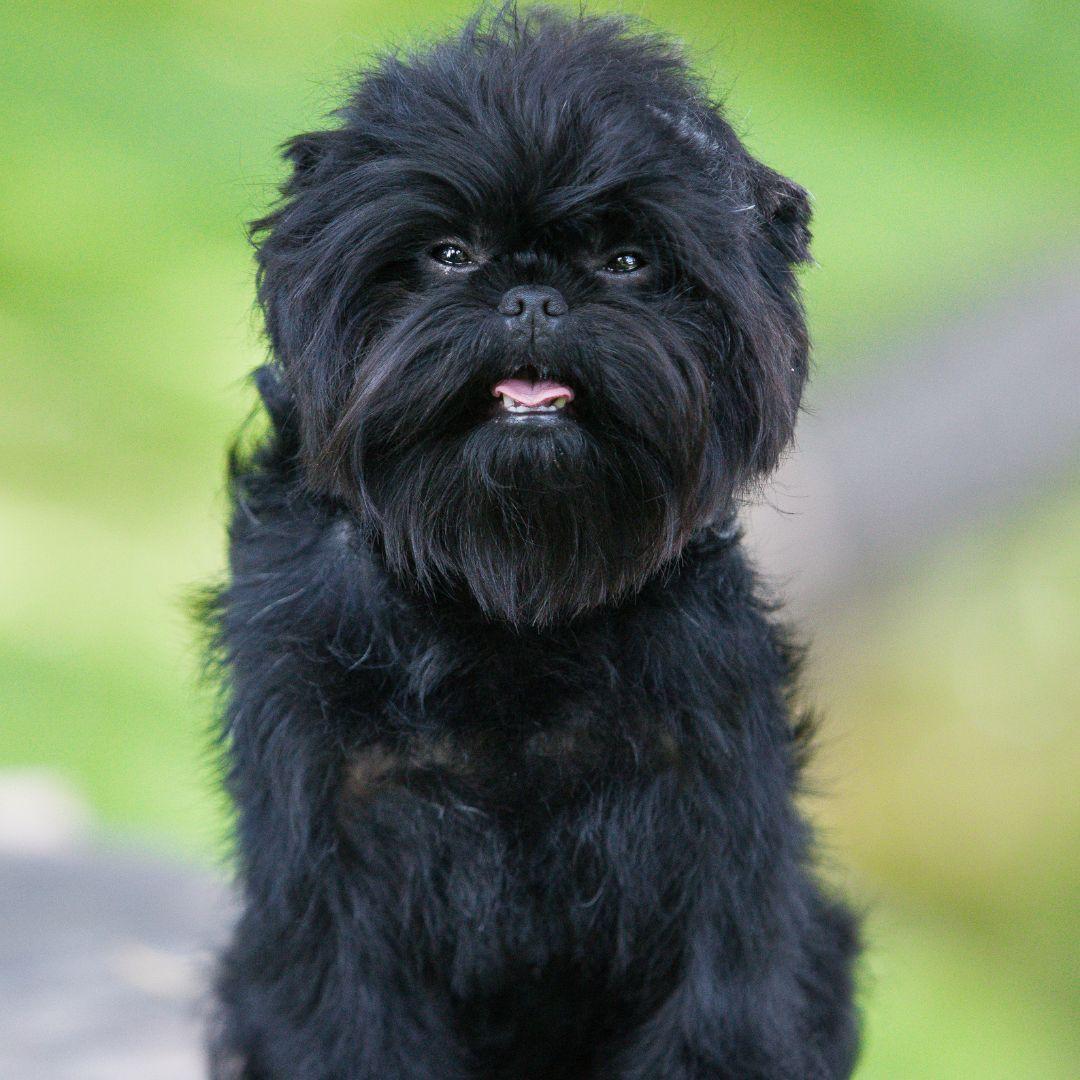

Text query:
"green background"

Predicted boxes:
[[2, 2, 1077, 1075]]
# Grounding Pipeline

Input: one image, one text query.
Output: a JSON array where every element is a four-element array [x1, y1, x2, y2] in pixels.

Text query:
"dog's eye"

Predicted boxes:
[[429, 242, 475, 269], [602, 251, 647, 274]]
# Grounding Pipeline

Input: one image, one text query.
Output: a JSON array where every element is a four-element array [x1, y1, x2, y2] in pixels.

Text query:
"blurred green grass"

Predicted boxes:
[[2, 1, 1078, 1075]]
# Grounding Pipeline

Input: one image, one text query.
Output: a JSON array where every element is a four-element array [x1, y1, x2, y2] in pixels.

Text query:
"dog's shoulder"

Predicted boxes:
[[221, 387, 399, 674]]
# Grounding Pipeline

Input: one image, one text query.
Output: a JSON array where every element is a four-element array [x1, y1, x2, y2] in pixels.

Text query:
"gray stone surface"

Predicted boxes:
[[0, 846, 234, 1079]]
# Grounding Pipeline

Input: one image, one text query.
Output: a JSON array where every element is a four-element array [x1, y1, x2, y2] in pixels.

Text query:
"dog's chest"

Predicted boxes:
[[342, 699, 682, 818]]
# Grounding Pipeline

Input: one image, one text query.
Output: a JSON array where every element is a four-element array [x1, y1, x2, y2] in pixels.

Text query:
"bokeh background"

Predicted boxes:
[[2, 1, 1077, 1076]]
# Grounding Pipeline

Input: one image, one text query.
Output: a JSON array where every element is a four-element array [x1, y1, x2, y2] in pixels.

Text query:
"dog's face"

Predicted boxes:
[[254, 10, 811, 626]]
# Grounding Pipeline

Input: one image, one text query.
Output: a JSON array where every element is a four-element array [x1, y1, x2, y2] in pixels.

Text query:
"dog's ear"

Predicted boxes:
[[751, 163, 812, 266], [651, 108, 812, 266], [253, 364, 297, 440], [248, 131, 336, 242], [280, 130, 333, 186]]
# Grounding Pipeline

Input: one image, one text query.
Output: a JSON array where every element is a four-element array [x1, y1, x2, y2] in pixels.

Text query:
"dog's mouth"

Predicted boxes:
[[491, 378, 575, 418]]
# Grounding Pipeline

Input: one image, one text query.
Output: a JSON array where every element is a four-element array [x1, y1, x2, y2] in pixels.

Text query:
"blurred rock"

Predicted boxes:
[[0, 770, 91, 855], [0, 848, 234, 1079]]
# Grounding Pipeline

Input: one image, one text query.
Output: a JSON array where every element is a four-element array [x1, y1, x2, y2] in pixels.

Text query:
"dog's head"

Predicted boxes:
[[253, 7, 811, 626]]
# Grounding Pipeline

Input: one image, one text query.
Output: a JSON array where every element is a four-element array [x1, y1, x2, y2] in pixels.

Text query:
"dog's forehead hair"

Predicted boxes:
[[377, 106, 731, 262], [327, 12, 757, 255], [443, 174, 662, 259]]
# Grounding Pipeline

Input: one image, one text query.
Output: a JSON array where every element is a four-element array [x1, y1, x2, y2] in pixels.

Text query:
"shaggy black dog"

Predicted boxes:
[[207, 7, 858, 1078]]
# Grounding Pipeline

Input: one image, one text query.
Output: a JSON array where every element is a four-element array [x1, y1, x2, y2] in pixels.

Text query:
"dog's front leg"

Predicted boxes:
[[216, 809, 477, 1080], [601, 935, 797, 1080], [603, 915, 851, 1080], [213, 696, 479, 1079]]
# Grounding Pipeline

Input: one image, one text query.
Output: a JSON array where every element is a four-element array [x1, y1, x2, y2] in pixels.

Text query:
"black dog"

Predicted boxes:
[[207, 7, 858, 1077]]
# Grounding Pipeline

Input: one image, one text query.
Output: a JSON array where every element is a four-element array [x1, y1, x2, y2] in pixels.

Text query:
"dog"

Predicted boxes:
[[207, 7, 858, 1077]]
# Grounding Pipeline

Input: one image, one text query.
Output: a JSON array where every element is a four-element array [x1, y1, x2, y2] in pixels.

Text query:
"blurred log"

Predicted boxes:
[[744, 252, 1080, 616]]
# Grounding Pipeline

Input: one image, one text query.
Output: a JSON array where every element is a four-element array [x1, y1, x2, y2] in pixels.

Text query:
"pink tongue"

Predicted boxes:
[[492, 378, 575, 406]]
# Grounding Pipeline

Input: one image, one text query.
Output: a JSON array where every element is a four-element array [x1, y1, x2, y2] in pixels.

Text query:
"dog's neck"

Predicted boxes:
[[369, 516, 748, 637]]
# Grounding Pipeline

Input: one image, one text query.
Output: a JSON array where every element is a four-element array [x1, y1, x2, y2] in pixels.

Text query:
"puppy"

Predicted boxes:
[[208, 7, 858, 1078]]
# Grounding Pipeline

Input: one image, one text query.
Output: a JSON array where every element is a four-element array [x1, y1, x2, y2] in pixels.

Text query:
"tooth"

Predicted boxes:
[[553, 397, 568, 409]]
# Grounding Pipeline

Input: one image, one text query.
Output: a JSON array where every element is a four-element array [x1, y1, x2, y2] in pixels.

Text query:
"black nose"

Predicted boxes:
[[498, 285, 568, 323]]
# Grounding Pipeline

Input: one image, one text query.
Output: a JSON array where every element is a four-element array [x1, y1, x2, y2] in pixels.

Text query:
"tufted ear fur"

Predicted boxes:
[[715, 159, 812, 481], [248, 125, 358, 483], [253, 364, 297, 439], [281, 130, 334, 184], [649, 107, 812, 268], [249, 130, 336, 244], [752, 163, 812, 265]]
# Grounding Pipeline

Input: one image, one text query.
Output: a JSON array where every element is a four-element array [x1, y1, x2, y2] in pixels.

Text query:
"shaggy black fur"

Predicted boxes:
[[207, 7, 859, 1077]]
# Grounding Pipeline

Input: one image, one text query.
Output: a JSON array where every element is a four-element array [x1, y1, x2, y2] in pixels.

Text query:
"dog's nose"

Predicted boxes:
[[498, 285, 568, 324]]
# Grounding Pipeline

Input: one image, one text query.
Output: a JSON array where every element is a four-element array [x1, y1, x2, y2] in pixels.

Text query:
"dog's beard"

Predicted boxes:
[[330, 300, 721, 626], [369, 422, 682, 626]]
